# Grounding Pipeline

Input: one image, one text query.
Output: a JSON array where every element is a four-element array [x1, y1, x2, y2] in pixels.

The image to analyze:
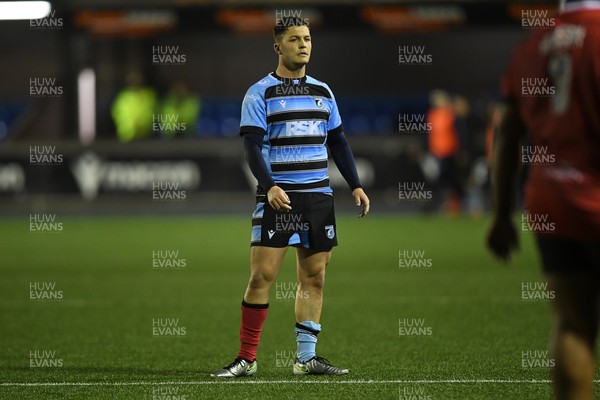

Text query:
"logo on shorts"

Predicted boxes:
[[268, 230, 276, 239], [279, 100, 286, 108], [325, 225, 335, 239], [315, 98, 323, 108]]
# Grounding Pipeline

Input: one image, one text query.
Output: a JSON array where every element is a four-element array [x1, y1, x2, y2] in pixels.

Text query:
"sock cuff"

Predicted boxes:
[[295, 321, 321, 335], [242, 300, 269, 309]]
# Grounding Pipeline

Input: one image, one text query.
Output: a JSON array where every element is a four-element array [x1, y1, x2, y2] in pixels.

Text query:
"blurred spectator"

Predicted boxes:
[[159, 81, 200, 138], [453, 94, 471, 155], [484, 102, 501, 166], [111, 71, 158, 142], [426, 89, 463, 214], [477, 101, 502, 212]]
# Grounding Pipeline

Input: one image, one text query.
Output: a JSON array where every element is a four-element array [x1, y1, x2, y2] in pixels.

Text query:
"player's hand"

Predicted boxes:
[[486, 215, 519, 262], [267, 186, 292, 212], [352, 188, 370, 218]]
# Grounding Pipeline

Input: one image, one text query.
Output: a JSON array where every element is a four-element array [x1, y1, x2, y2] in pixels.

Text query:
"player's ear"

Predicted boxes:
[[273, 43, 282, 55]]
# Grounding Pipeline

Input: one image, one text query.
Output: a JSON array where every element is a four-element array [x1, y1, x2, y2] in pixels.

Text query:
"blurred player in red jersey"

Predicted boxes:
[[487, 1, 600, 398]]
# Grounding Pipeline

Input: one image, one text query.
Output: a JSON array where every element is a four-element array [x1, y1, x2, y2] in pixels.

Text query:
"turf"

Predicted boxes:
[[1, 214, 598, 399]]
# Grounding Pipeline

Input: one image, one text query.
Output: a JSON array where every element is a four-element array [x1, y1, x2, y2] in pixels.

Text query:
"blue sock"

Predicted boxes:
[[295, 321, 321, 363]]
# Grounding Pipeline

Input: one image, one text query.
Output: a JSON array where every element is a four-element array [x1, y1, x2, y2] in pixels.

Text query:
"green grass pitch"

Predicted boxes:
[[1, 214, 599, 399]]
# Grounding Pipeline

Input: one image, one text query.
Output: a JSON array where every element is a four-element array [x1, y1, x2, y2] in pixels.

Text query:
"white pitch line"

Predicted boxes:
[[1, 379, 585, 387]]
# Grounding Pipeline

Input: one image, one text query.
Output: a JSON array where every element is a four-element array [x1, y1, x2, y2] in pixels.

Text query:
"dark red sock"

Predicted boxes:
[[237, 300, 268, 362]]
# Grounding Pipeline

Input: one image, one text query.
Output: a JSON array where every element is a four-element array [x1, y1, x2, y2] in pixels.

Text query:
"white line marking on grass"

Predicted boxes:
[[1, 379, 585, 387]]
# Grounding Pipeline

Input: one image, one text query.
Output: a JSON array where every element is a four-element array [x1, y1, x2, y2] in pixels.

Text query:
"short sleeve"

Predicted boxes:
[[240, 86, 267, 136], [326, 87, 343, 135]]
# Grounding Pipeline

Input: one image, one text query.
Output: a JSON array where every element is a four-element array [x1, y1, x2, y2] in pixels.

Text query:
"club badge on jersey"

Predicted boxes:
[[325, 225, 335, 240]]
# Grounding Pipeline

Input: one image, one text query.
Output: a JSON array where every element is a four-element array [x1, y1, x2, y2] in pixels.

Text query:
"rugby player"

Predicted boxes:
[[487, 1, 600, 398], [211, 18, 370, 378]]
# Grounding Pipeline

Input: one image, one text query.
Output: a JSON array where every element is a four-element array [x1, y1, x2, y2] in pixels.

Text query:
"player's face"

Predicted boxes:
[[277, 26, 311, 69]]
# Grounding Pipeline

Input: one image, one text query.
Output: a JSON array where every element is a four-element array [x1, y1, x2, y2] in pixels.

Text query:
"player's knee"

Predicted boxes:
[[556, 315, 597, 345], [312, 272, 325, 291], [302, 269, 325, 291], [248, 269, 277, 288]]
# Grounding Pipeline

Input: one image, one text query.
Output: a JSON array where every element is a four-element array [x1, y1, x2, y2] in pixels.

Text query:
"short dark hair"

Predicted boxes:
[[273, 18, 310, 42]]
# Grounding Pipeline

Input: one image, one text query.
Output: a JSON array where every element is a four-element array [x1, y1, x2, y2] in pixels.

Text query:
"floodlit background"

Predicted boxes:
[[0, 0, 540, 213], [1, 1, 584, 399]]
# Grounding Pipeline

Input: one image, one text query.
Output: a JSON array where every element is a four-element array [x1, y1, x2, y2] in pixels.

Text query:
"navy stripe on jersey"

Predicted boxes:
[[267, 110, 329, 124], [265, 83, 332, 100], [270, 136, 325, 146], [240, 125, 266, 136], [271, 160, 328, 172], [278, 179, 330, 192]]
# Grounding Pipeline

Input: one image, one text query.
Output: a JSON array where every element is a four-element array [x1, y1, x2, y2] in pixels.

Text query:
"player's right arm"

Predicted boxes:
[[240, 85, 291, 211], [243, 134, 291, 211]]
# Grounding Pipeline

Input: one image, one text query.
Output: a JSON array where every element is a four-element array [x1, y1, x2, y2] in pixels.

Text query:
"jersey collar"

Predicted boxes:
[[271, 72, 307, 84]]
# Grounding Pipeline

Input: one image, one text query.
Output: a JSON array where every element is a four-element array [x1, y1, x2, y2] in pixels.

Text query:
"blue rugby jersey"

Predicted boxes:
[[239, 72, 343, 195]]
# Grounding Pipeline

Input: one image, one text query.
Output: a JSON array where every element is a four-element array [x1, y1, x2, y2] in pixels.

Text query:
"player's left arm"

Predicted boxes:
[[486, 44, 528, 262], [486, 100, 526, 261], [327, 129, 370, 218], [324, 87, 369, 217]]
